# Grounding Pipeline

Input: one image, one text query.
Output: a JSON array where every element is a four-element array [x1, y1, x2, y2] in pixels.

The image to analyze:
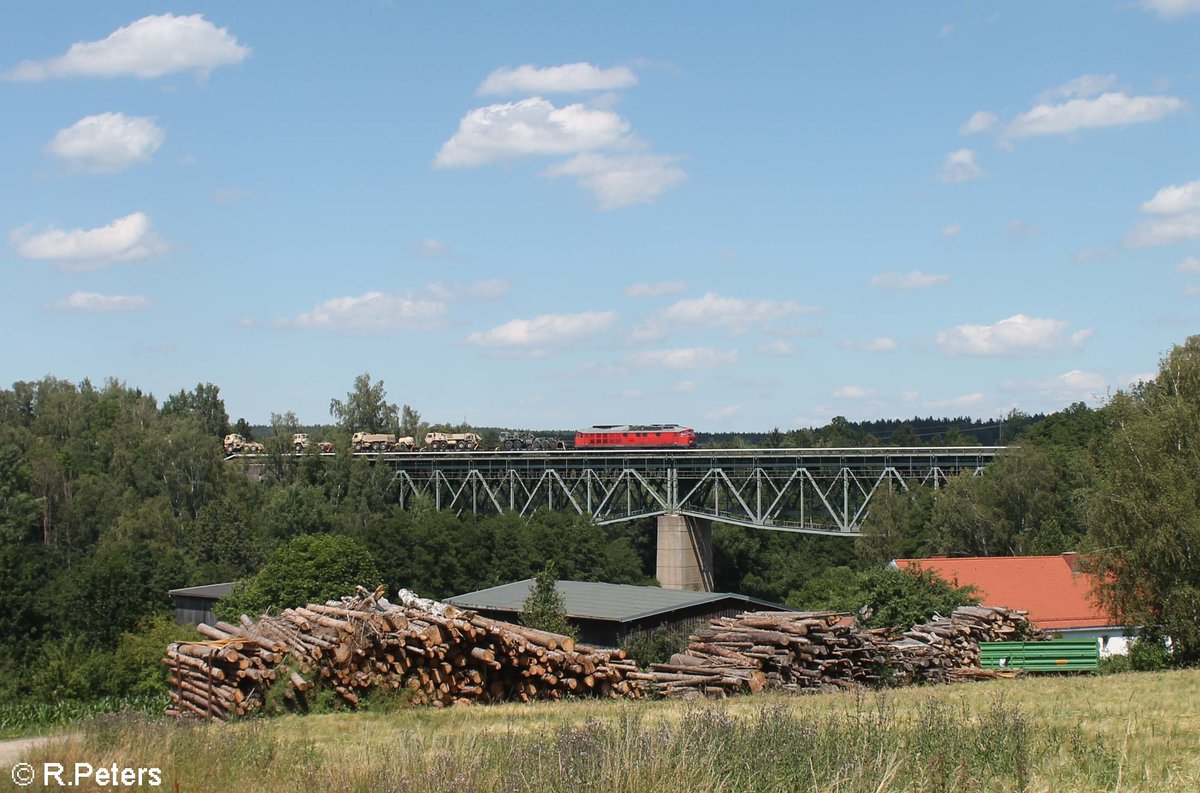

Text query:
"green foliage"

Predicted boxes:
[[160, 382, 230, 438], [0, 694, 166, 739], [1127, 637, 1173, 672], [712, 524, 856, 602], [622, 625, 690, 667], [856, 568, 980, 629], [856, 485, 938, 566], [357, 509, 654, 600], [787, 567, 979, 630], [110, 615, 199, 696], [217, 533, 382, 618], [519, 562, 577, 638], [328, 372, 399, 433], [929, 444, 1085, 557], [1086, 335, 1200, 664]]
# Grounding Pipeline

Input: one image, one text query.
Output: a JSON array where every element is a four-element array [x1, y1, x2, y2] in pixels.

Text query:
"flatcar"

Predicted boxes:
[[574, 424, 697, 449]]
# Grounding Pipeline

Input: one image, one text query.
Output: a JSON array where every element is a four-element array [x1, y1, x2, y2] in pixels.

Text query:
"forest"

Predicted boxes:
[[1, 335, 1198, 711]]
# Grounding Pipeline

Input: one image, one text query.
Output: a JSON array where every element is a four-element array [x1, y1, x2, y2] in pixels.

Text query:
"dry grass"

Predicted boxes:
[[5, 669, 1200, 792]]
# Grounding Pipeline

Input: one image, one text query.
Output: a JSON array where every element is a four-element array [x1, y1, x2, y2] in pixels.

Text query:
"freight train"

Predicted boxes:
[[226, 424, 698, 456]]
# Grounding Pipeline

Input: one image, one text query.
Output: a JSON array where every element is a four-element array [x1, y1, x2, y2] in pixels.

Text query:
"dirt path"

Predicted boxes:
[[0, 735, 67, 766]]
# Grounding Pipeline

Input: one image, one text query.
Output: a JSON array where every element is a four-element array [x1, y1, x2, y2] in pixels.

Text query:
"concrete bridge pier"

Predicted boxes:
[[656, 514, 714, 592]]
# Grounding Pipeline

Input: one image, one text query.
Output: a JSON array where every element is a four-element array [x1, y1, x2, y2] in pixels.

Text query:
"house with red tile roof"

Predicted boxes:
[[891, 553, 1131, 657]]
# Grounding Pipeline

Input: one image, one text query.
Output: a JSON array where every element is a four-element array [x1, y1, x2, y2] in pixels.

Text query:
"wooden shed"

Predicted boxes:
[[448, 579, 785, 648], [169, 582, 233, 626]]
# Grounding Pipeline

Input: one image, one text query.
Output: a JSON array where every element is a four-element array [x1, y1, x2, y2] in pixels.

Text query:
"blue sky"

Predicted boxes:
[[3, 2, 1199, 430]]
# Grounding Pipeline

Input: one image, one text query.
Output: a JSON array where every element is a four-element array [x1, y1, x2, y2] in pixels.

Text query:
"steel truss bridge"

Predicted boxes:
[[356, 446, 1003, 536]]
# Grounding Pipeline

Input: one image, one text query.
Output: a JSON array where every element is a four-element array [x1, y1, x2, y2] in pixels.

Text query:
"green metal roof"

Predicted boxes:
[[169, 582, 234, 600], [447, 580, 781, 623]]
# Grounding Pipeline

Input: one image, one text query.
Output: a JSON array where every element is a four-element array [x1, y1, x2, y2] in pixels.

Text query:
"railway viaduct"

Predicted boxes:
[[231, 446, 1002, 592]]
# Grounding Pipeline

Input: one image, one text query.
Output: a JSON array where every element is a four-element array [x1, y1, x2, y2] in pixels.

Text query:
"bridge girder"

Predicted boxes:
[[380, 447, 1000, 536]]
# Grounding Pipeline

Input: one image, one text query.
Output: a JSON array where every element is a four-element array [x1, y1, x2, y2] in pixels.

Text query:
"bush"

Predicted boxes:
[[623, 625, 689, 667], [217, 533, 381, 619], [1128, 636, 1173, 671]]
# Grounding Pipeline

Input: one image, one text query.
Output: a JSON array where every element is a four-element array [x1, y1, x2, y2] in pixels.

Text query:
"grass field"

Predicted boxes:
[[5, 670, 1199, 792]]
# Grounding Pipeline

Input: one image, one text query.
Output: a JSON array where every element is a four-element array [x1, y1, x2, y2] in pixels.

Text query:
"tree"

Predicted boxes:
[[856, 484, 938, 566], [161, 383, 230, 438], [929, 445, 1078, 556], [786, 567, 979, 630], [400, 404, 426, 443], [216, 533, 381, 619], [519, 562, 576, 638], [232, 418, 254, 439], [1086, 336, 1200, 664], [329, 373, 400, 434], [889, 423, 919, 447], [854, 567, 979, 629]]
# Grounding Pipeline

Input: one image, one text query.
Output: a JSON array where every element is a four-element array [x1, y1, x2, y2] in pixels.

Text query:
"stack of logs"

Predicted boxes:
[[164, 587, 641, 720], [635, 604, 1042, 699]]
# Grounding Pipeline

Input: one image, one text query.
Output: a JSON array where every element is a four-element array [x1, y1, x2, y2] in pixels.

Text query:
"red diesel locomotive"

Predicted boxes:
[[574, 424, 697, 449]]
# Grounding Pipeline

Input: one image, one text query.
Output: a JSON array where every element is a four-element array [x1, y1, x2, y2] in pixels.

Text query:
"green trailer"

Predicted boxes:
[[979, 640, 1099, 672]]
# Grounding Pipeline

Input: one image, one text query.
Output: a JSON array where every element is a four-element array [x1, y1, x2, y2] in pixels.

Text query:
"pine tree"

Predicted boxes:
[[519, 562, 577, 639]]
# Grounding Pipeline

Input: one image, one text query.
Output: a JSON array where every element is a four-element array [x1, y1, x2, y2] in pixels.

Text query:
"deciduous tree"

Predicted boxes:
[[329, 373, 399, 434], [1086, 336, 1200, 663]]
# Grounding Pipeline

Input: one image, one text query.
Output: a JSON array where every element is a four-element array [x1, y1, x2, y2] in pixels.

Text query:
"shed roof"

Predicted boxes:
[[169, 582, 234, 600], [892, 554, 1118, 630], [448, 580, 781, 623]]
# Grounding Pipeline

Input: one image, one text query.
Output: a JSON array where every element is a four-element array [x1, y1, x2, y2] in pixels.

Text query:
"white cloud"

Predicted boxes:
[[673, 380, 696, 393], [1141, 180, 1200, 215], [756, 340, 795, 356], [938, 24, 955, 38], [705, 404, 743, 421], [1127, 180, 1200, 247], [1123, 372, 1157, 387], [467, 311, 616, 348], [1183, 283, 1200, 297], [941, 223, 962, 238], [287, 292, 447, 333], [620, 389, 643, 399], [1005, 92, 1184, 139], [10, 211, 168, 270], [478, 63, 637, 96], [960, 111, 997, 135], [50, 291, 153, 311], [842, 337, 899, 353], [937, 313, 1092, 356], [1140, 0, 1200, 19], [45, 112, 164, 173], [1176, 256, 1200, 273], [634, 292, 819, 340], [1037, 74, 1118, 103], [925, 392, 985, 410], [625, 347, 740, 370], [1128, 215, 1200, 247], [937, 149, 984, 183], [625, 281, 686, 298], [868, 270, 949, 290], [1023, 369, 1110, 404], [543, 152, 685, 209], [833, 385, 874, 399], [4, 13, 250, 81], [434, 97, 631, 168]]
